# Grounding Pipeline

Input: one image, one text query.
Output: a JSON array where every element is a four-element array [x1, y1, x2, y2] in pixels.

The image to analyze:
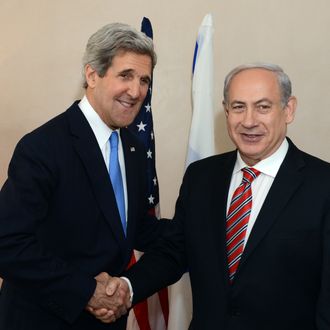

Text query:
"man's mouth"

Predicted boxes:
[[118, 99, 136, 108], [241, 133, 263, 142]]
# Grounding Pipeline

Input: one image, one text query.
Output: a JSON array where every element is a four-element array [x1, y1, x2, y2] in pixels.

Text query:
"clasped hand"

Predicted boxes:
[[86, 272, 131, 323]]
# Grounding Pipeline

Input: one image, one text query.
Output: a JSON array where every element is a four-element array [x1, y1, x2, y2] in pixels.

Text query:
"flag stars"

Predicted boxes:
[[147, 149, 153, 158], [151, 132, 154, 140], [145, 103, 151, 112], [137, 121, 147, 132], [153, 177, 157, 186], [148, 195, 155, 204]]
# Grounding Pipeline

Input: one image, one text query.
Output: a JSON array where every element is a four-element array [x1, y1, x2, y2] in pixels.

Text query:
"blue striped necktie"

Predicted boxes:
[[109, 131, 126, 236]]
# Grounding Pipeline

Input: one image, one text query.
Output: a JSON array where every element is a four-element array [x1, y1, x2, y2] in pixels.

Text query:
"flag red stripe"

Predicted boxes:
[[157, 288, 169, 326], [128, 253, 152, 330], [133, 301, 151, 330]]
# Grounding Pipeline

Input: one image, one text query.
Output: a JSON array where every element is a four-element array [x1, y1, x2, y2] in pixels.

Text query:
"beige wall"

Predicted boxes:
[[1, 0, 330, 222]]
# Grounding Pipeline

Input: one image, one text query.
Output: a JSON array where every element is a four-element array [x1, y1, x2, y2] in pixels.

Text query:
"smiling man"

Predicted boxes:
[[224, 66, 296, 166], [107, 63, 330, 330], [0, 23, 166, 330]]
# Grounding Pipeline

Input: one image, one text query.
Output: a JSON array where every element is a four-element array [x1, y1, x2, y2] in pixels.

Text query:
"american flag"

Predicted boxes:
[[126, 17, 169, 330]]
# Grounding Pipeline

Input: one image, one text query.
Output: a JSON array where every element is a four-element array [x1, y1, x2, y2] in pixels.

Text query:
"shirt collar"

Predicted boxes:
[[234, 138, 289, 178], [78, 95, 116, 147]]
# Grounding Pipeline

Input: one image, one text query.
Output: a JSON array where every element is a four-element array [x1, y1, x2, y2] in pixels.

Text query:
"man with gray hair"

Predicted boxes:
[[104, 63, 330, 329], [0, 22, 164, 329]]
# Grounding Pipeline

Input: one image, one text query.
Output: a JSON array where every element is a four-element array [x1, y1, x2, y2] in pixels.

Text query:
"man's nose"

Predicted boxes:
[[241, 108, 257, 127], [127, 80, 141, 99]]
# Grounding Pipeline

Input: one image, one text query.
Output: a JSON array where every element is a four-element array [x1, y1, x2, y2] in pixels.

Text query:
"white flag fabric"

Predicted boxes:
[[168, 13, 215, 330], [186, 13, 215, 167]]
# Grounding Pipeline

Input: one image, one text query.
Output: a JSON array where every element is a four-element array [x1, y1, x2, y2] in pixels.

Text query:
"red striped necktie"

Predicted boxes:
[[226, 167, 260, 283]]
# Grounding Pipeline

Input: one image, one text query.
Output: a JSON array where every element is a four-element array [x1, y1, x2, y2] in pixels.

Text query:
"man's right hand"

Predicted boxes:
[[86, 272, 131, 323]]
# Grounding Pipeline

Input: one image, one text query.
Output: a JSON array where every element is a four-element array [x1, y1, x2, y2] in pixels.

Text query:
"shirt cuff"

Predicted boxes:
[[120, 276, 134, 303]]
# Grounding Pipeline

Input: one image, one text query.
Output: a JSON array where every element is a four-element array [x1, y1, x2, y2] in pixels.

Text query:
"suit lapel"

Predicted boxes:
[[66, 103, 127, 253], [120, 129, 140, 244], [209, 152, 237, 282], [238, 140, 305, 270]]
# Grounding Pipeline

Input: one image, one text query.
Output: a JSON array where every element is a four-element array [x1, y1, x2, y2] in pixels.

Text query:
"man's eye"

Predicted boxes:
[[231, 105, 245, 112], [257, 104, 271, 112], [140, 78, 150, 86], [120, 72, 133, 80]]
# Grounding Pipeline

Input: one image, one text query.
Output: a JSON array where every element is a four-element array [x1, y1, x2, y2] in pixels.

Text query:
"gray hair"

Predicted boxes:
[[223, 63, 292, 107], [82, 22, 157, 88]]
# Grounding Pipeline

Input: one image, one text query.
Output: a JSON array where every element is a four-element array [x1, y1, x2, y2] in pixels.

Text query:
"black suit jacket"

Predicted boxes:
[[0, 102, 163, 330], [126, 139, 330, 330]]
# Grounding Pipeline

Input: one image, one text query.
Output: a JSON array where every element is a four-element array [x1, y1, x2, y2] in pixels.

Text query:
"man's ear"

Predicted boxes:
[[223, 101, 229, 117], [285, 96, 297, 124], [85, 64, 97, 88]]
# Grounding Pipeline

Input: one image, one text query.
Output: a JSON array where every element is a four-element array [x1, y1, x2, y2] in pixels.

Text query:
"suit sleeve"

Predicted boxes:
[[0, 135, 96, 324], [124, 166, 194, 303], [316, 194, 330, 329], [126, 132, 173, 252]]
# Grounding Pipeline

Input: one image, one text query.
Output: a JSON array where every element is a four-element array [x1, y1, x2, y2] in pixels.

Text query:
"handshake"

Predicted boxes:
[[86, 272, 132, 323]]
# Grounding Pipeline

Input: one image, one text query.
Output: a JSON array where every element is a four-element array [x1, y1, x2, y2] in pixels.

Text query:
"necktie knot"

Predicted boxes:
[[242, 167, 260, 185]]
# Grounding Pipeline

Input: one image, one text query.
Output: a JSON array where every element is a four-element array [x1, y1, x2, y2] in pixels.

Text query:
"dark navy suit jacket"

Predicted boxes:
[[126, 139, 330, 330], [0, 101, 163, 330]]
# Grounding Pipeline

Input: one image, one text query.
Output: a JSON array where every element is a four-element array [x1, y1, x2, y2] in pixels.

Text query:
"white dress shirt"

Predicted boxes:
[[227, 138, 289, 247], [78, 96, 128, 223]]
